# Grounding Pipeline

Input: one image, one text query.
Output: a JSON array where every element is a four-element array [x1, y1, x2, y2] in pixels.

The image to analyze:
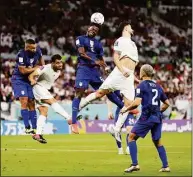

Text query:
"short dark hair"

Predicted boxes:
[[25, 39, 35, 44], [90, 22, 101, 29], [51, 54, 62, 62], [117, 21, 131, 36]]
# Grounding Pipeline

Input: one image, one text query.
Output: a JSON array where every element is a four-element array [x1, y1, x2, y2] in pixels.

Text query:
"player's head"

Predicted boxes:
[[118, 21, 133, 37], [51, 54, 63, 71], [140, 64, 155, 80], [87, 23, 100, 38], [25, 39, 36, 53]]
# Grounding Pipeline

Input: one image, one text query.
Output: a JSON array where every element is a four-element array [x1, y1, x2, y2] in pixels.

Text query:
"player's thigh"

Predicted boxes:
[[99, 68, 123, 91], [33, 85, 53, 102], [38, 106, 49, 117], [151, 123, 162, 141], [131, 120, 153, 138], [12, 81, 29, 99], [75, 79, 90, 90], [28, 99, 36, 110], [26, 83, 35, 100]]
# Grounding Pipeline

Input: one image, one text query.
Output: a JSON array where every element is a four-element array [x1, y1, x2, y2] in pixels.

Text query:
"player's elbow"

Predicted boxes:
[[18, 67, 25, 74]]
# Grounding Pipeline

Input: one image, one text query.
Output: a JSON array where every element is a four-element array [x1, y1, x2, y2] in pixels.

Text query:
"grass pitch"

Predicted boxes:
[[1, 133, 192, 176]]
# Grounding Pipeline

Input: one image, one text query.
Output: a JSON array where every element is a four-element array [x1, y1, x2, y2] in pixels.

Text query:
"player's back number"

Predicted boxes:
[[152, 89, 158, 105]]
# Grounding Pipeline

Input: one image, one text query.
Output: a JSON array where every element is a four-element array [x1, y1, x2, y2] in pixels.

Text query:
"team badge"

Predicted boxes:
[[19, 57, 23, 63], [79, 82, 83, 86], [30, 58, 34, 63], [21, 91, 25, 95]]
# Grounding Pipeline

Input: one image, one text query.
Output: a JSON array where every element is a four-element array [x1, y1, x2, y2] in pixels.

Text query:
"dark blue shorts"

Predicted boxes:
[[131, 120, 162, 140], [75, 65, 103, 89], [12, 80, 34, 99]]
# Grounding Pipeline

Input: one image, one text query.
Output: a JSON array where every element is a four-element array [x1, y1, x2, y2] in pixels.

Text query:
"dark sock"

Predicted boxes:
[[128, 141, 138, 166], [29, 110, 37, 129], [72, 98, 81, 124], [116, 135, 122, 148], [157, 146, 168, 168], [21, 109, 30, 129]]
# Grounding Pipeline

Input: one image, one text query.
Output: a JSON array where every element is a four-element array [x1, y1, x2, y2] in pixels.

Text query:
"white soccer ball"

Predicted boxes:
[[90, 12, 104, 25]]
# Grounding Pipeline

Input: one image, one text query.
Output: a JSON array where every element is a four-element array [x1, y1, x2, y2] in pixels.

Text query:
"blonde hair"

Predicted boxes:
[[140, 64, 155, 78]]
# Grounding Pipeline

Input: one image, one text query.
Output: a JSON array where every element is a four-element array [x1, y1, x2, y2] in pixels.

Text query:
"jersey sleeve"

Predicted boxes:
[[75, 36, 84, 48], [16, 51, 25, 66], [160, 87, 168, 102], [113, 38, 122, 52], [135, 83, 145, 98]]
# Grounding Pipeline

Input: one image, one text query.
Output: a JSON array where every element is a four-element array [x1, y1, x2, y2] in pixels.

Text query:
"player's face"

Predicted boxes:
[[53, 59, 63, 70], [25, 43, 36, 53], [87, 26, 99, 37], [125, 25, 134, 35]]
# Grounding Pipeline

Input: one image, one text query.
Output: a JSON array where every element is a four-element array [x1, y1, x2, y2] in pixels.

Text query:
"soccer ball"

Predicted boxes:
[[90, 12, 104, 25]]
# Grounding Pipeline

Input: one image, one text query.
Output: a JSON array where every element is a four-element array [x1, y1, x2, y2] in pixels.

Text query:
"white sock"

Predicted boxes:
[[36, 115, 47, 135], [80, 92, 97, 109], [114, 109, 128, 132], [51, 102, 71, 120]]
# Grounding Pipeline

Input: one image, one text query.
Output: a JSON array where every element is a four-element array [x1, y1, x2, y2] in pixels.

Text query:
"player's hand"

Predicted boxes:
[[104, 66, 111, 75], [95, 60, 106, 68], [120, 107, 129, 114], [108, 112, 114, 120], [30, 79, 37, 86]]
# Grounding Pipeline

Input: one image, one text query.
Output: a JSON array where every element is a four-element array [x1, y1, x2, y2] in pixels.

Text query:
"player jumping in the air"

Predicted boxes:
[[72, 23, 124, 133], [79, 21, 138, 141], [121, 64, 170, 173], [28, 54, 74, 143], [11, 39, 45, 134]]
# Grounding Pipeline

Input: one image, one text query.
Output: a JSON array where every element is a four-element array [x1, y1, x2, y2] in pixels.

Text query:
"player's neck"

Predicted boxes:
[[51, 64, 57, 72], [142, 77, 152, 81], [122, 32, 131, 38]]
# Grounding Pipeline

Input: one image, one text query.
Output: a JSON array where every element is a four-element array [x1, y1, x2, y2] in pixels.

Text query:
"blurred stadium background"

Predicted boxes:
[[1, 0, 192, 176], [0, 0, 192, 133]]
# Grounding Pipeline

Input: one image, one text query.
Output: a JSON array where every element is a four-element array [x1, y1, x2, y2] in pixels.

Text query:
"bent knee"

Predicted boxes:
[[153, 139, 162, 147], [96, 89, 108, 98], [38, 106, 48, 117], [128, 132, 136, 142], [20, 97, 29, 108]]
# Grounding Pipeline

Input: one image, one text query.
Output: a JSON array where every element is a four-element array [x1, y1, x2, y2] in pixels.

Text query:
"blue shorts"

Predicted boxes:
[[12, 80, 34, 99], [75, 65, 103, 89], [131, 120, 162, 140]]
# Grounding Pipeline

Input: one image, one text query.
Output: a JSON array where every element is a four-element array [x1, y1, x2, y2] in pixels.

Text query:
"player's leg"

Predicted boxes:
[[42, 98, 71, 121], [125, 114, 136, 155], [12, 81, 32, 132], [151, 123, 170, 172], [113, 108, 123, 154], [124, 121, 151, 173], [27, 84, 37, 132], [28, 99, 37, 133], [32, 105, 48, 144]]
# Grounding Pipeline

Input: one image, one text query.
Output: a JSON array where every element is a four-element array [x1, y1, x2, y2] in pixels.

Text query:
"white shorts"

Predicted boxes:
[[33, 84, 53, 107], [100, 67, 135, 100]]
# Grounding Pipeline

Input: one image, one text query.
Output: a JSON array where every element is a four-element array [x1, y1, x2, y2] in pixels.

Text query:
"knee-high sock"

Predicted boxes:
[[114, 107, 122, 148], [72, 98, 81, 124], [36, 115, 46, 135], [128, 141, 138, 166], [21, 109, 30, 129], [114, 108, 128, 132], [51, 102, 71, 120], [79, 93, 97, 110], [157, 146, 169, 168], [29, 110, 37, 129], [106, 92, 124, 109]]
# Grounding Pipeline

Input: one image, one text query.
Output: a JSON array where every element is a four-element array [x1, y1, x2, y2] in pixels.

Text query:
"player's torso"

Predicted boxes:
[[140, 80, 162, 120], [12, 49, 40, 81], [78, 35, 101, 65], [37, 64, 60, 89]]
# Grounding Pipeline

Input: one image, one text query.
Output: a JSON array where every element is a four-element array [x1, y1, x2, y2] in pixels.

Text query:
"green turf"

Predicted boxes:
[[1, 133, 192, 176]]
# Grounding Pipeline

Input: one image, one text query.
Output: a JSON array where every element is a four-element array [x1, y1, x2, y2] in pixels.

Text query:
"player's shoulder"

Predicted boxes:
[[17, 49, 25, 56], [76, 35, 86, 40]]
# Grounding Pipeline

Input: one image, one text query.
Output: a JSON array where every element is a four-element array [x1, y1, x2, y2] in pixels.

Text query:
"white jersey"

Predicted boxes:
[[36, 64, 61, 90], [113, 37, 138, 62]]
